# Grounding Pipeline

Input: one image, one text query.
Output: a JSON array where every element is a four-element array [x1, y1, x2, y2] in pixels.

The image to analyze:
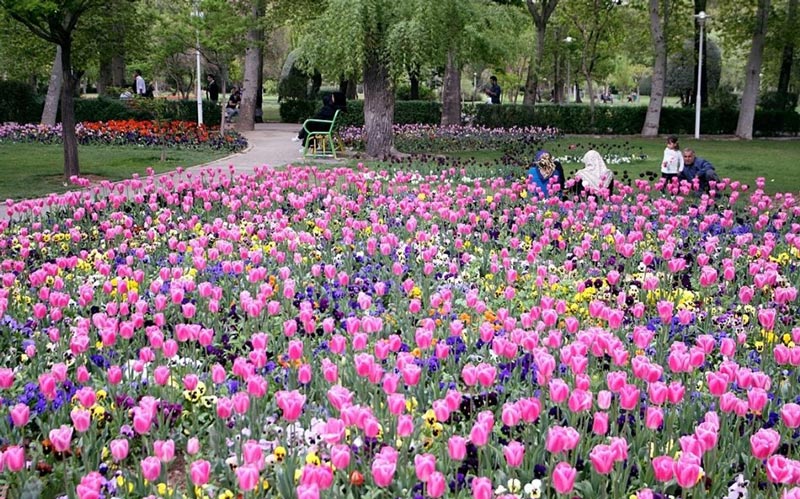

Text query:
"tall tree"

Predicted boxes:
[[298, 0, 416, 158], [523, 0, 560, 105], [641, 0, 668, 136], [735, 0, 770, 140], [1, 0, 101, 179], [565, 0, 626, 120]]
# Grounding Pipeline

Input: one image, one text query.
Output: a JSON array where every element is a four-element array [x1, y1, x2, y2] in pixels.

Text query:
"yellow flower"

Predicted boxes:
[[306, 451, 321, 466], [417, 193, 426, 201], [486, 196, 493, 203], [273, 446, 287, 462], [218, 489, 235, 499]]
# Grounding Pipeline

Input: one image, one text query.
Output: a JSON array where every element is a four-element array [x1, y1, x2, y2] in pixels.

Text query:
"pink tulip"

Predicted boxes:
[[592, 411, 609, 435], [190, 459, 211, 486], [71, 408, 91, 432], [0, 368, 14, 389], [448, 435, 467, 460], [397, 414, 414, 437], [589, 444, 615, 474], [3, 445, 25, 472], [471, 476, 492, 499], [673, 458, 701, 489], [110, 439, 129, 461], [645, 406, 663, 430], [154, 439, 175, 462], [548, 378, 570, 403], [140, 456, 162, 482], [427, 471, 446, 498], [414, 453, 436, 482], [297, 483, 320, 499], [751, 428, 781, 459], [236, 464, 260, 491], [469, 422, 490, 447], [782, 403, 800, 428], [551, 462, 576, 494], [766, 455, 795, 484], [503, 441, 525, 467], [49, 424, 73, 453], [371, 456, 396, 487], [10, 403, 30, 427], [330, 444, 350, 469], [651, 455, 674, 482]]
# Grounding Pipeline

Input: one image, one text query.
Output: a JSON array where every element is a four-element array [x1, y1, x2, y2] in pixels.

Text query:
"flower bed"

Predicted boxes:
[[0, 166, 799, 499], [0, 120, 248, 153]]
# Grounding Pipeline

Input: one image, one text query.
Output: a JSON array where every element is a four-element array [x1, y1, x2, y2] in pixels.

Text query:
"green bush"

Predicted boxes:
[[67, 98, 222, 126], [396, 84, 436, 101], [474, 103, 797, 136], [279, 99, 318, 124], [760, 91, 799, 112], [285, 100, 442, 128], [0, 80, 42, 123]]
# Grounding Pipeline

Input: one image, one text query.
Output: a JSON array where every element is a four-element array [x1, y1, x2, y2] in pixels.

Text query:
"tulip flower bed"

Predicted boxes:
[[1, 165, 800, 499], [0, 120, 248, 153]]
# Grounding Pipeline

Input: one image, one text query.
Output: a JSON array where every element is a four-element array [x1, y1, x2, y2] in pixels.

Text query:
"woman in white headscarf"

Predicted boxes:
[[574, 150, 614, 194]]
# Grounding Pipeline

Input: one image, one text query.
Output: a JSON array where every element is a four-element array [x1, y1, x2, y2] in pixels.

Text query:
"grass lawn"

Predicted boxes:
[[0, 143, 230, 200], [413, 135, 800, 195]]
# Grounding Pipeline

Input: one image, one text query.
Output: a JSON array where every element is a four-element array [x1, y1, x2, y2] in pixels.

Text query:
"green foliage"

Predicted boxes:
[[0, 80, 42, 123], [48, 97, 224, 126], [279, 99, 317, 124], [396, 84, 436, 101], [759, 91, 799, 111], [473, 103, 799, 136]]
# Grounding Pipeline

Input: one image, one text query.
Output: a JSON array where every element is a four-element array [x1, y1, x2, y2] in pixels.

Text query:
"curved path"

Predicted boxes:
[[1, 122, 344, 220]]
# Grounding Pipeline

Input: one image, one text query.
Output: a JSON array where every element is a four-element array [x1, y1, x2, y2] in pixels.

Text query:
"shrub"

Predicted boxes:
[[760, 91, 799, 112], [0, 80, 42, 124], [68, 98, 223, 126], [396, 84, 436, 101], [279, 99, 318, 124]]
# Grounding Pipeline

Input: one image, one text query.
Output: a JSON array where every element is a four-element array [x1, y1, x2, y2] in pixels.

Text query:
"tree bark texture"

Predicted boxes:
[[60, 39, 80, 179], [736, 0, 770, 140], [363, 47, 396, 159], [642, 0, 667, 137], [441, 49, 461, 126], [41, 46, 62, 126], [777, 0, 797, 97], [238, 0, 264, 132]]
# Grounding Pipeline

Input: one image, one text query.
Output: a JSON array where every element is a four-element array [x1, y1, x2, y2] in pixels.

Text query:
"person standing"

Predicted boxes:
[[660, 135, 684, 187], [206, 75, 220, 103], [134, 70, 146, 97], [485, 76, 502, 104]]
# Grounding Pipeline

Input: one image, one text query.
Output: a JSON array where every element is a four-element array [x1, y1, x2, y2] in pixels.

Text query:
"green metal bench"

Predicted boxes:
[[302, 109, 341, 159]]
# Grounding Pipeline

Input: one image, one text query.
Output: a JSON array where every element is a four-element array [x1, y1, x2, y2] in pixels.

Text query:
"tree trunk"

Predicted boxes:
[[777, 0, 797, 98], [363, 47, 396, 158], [584, 69, 596, 123], [523, 24, 547, 106], [237, 0, 264, 132], [41, 46, 62, 126], [441, 49, 461, 126], [60, 39, 79, 179], [642, 0, 667, 137], [98, 57, 112, 96], [736, 0, 770, 140], [111, 54, 125, 86]]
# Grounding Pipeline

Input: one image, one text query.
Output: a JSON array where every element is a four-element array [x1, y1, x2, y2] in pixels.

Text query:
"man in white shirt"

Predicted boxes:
[[134, 70, 146, 96]]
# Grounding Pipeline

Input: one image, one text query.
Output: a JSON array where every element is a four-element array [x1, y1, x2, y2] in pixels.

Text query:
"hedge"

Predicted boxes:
[[474, 104, 799, 136], [0, 81, 42, 124], [280, 100, 442, 128]]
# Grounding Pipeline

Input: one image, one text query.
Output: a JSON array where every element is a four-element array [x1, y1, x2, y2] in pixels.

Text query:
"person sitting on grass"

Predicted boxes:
[[573, 149, 614, 196], [679, 148, 719, 194], [527, 150, 565, 198]]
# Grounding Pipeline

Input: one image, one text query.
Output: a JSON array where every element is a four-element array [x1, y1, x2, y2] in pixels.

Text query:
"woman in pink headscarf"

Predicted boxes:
[[574, 150, 614, 195]]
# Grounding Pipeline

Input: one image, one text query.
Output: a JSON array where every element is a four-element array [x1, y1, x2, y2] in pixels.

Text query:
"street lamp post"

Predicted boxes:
[[191, 2, 204, 126], [694, 11, 709, 140], [564, 37, 573, 103]]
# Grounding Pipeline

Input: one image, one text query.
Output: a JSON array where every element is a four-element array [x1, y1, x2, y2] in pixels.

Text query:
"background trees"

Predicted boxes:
[[1, 0, 799, 166]]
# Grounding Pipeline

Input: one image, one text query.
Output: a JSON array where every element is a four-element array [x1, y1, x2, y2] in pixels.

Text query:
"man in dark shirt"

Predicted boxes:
[[206, 75, 220, 103], [485, 76, 502, 104], [680, 148, 719, 193]]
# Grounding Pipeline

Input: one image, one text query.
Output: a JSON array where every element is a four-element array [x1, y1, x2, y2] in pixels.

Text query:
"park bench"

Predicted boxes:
[[302, 109, 342, 159]]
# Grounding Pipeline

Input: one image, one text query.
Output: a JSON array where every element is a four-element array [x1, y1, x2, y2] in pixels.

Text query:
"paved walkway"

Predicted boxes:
[[1, 122, 344, 220]]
